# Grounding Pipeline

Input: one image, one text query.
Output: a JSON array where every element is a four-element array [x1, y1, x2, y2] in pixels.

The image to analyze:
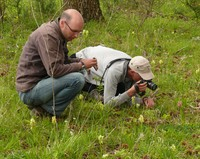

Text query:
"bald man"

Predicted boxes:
[[16, 9, 97, 117]]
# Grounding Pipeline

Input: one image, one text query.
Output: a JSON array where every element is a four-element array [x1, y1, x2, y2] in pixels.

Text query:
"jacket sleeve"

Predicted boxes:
[[68, 57, 81, 63], [104, 67, 131, 106], [36, 34, 81, 78]]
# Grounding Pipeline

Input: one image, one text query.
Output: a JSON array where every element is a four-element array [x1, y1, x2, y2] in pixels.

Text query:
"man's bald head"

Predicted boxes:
[[61, 9, 84, 29], [60, 9, 84, 41]]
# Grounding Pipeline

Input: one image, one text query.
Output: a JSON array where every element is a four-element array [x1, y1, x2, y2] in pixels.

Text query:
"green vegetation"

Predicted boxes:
[[0, 0, 199, 158]]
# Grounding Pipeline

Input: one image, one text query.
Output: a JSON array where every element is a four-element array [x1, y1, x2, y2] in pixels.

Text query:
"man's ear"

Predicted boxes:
[[127, 68, 135, 78], [129, 69, 135, 75], [59, 19, 65, 28]]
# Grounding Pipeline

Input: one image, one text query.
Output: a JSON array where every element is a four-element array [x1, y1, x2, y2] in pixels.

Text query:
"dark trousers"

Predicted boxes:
[[82, 82, 125, 96]]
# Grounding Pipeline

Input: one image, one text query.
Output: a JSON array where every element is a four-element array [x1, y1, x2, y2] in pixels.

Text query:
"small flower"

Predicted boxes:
[[131, 31, 135, 35], [177, 101, 182, 107], [192, 36, 200, 41], [136, 103, 141, 108], [138, 114, 144, 123], [157, 137, 164, 143], [102, 154, 109, 158], [98, 135, 104, 144], [64, 120, 68, 123], [170, 144, 176, 151], [159, 59, 163, 64], [30, 118, 36, 129], [82, 29, 89, 37], [78, 94, 84, 100], [138, 133, 144, 139], [52, 116, 57, 124], [114, 149, 126, 155], [196, 68, 200, 74], [70, 130, 74, 136], [151, 60, 155, 64]]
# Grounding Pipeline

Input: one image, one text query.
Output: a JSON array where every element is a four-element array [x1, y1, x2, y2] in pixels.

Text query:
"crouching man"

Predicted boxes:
[[72, 45, 157, 108], [16, 9, 97, 117]]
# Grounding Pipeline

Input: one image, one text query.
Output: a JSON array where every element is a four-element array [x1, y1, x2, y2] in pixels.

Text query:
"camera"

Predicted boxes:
[[139, 79, 157, 91]]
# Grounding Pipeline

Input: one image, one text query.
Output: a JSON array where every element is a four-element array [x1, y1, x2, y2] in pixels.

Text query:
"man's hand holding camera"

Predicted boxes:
[[134, 80, 147, 94], [127, 81, 145, 97], [127, 80, 156, 108]]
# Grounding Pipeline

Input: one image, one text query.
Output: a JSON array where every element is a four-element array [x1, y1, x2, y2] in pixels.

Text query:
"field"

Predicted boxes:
[[0, 0, 199, 158]]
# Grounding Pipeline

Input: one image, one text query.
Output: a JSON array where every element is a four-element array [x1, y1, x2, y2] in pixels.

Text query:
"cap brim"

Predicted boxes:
[[139, 71, 154, 80]]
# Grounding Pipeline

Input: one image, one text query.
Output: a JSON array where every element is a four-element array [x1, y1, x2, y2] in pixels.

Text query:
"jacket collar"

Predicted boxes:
[[53, 17, 66, 42]]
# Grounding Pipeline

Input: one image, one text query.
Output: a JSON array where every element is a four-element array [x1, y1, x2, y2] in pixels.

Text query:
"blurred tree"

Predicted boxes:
[[34, 0, 57, 15], [14, 0, 22, 19], [185, 0, 200, 19], [63, 0, 104, 22], [0, 0, 6, 24]]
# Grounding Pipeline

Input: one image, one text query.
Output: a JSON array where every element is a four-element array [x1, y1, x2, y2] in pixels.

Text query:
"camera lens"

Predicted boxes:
[[150, 84, 157, 90], [147, 81, 157, 91]]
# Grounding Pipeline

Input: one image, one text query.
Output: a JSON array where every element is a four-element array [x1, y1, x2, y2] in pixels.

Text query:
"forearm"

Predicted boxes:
[[127, 86, 137, 97], [104, 91, 131, 107]]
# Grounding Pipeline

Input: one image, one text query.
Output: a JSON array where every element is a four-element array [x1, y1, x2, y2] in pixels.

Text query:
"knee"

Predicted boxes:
[[74, 73, 85, 89]]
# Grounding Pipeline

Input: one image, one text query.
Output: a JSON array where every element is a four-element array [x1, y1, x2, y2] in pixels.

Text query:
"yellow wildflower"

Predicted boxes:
[[52, 116, 57, 124], [78, 94, 84, 100], [98, 135, 104, 144], [159, 59, 163, 64], [196, 68, 200, 74], [82, 29, 89, 37], [138, 114, 144, 123], [30, 118, 36, 129], [151, 60, 155, 64]]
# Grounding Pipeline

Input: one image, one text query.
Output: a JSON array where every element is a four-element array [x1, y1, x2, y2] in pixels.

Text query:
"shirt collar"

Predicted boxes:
[[54, 17, 66, 41], [123, 60, 131, 82]]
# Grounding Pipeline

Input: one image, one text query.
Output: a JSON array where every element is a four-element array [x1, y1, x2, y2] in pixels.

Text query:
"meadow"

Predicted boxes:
[[0, 0, 199, 158]]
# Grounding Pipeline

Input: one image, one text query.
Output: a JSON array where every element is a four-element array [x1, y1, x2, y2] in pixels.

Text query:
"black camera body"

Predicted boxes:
[[139, 79, 157, 91]]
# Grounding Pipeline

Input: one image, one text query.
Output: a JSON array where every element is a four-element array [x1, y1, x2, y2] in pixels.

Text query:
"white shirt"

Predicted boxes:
[[76, 45, 133, 106]]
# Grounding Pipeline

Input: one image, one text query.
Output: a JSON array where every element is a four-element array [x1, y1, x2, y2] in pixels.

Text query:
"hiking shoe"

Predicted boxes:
[[27, 105, 35, 110], [30, 107, 50, 117]]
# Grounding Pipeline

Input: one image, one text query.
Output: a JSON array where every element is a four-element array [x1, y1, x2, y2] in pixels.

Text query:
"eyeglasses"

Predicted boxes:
[[64, 21, 82, 34]]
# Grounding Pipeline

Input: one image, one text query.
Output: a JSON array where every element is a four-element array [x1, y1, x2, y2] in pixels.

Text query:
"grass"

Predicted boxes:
[[0, 0, 200, 158]]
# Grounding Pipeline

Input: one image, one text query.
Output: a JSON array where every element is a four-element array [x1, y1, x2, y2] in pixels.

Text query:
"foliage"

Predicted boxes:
[[185, 0, 200, 19], [0, 0, 62, 30], [0, 0, 200, 158]]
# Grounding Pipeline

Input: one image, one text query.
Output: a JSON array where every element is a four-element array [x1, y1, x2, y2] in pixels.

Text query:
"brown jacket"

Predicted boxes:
[[16, 19, 81, 92]]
